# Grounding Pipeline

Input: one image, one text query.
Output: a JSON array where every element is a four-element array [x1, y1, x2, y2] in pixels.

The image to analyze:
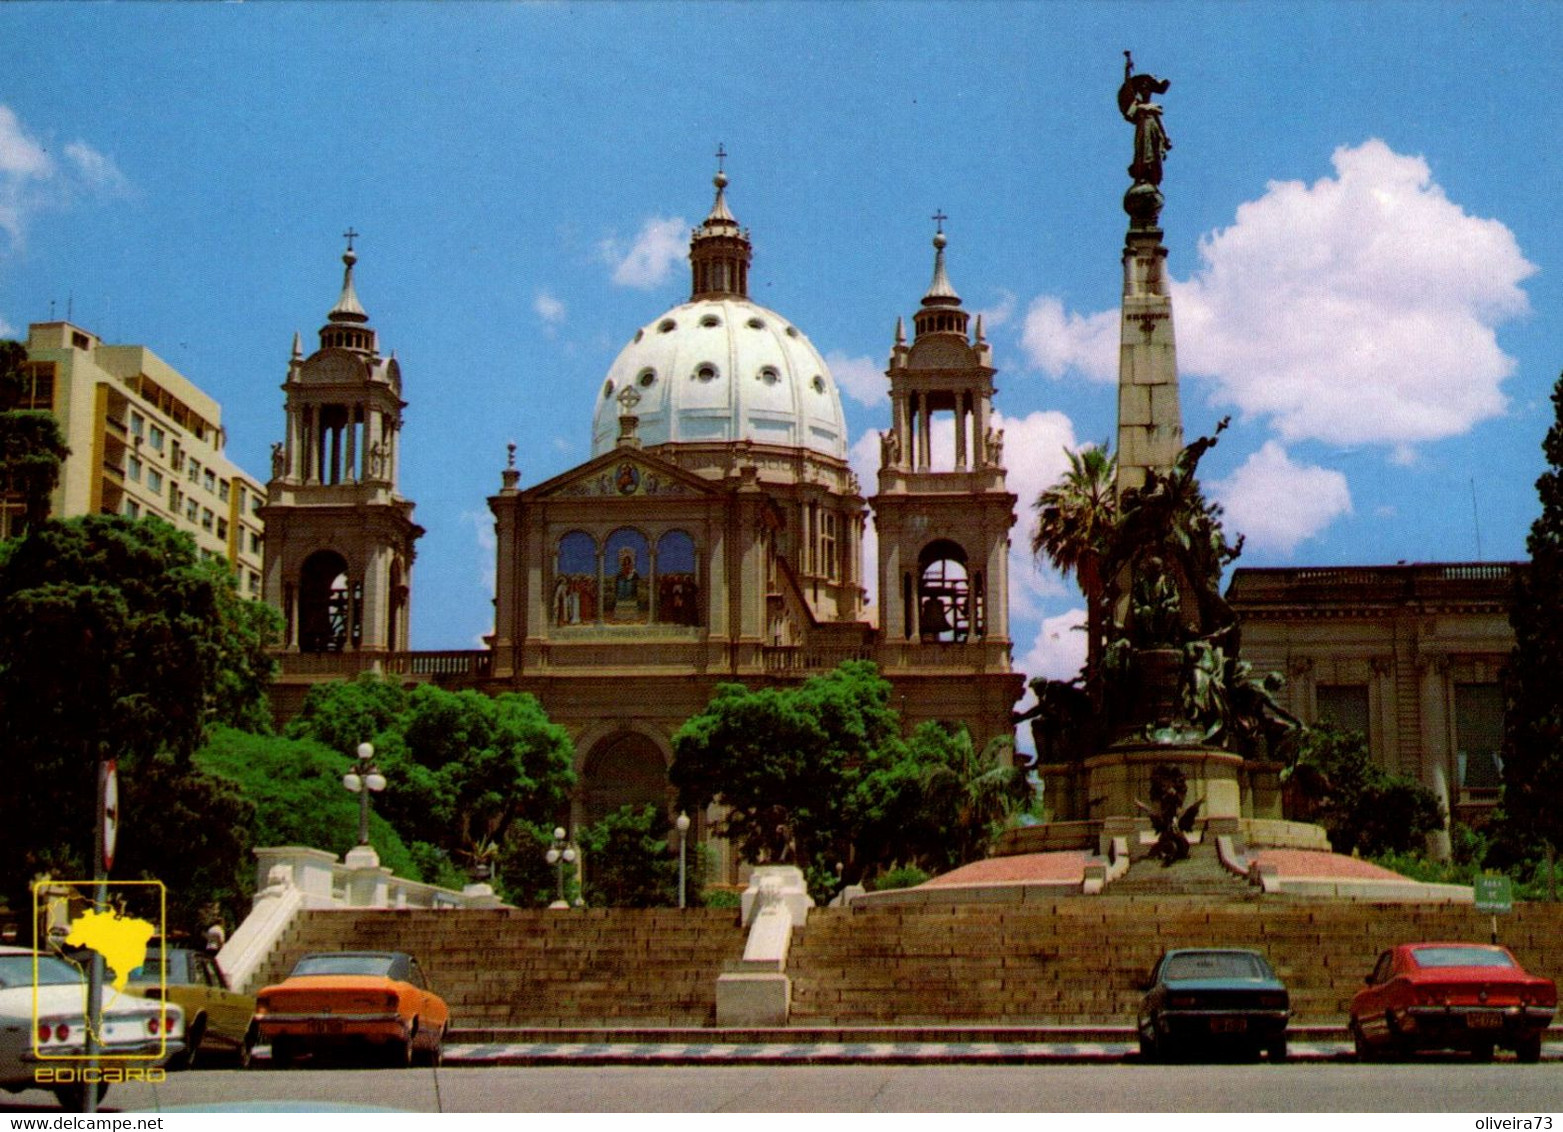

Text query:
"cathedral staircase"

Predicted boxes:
[[249, 907, 747, 1028], [249, 900, 1563, 1035], [786, 899, 1563, 1027]]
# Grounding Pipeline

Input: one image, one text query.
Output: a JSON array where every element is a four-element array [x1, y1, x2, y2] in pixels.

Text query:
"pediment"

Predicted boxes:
[[297, 348, 369, 385], [531, 449, 720, 501]]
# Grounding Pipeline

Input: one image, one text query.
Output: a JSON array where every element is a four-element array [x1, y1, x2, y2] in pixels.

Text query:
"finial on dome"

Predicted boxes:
[[706, 143, 735, 225], [895, 316, 905, 345], [291, 331, 302, 359], [975, 313, 985, 343]]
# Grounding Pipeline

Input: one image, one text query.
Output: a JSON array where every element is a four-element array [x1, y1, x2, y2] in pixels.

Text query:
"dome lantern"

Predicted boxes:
[[689, 145, 752, 300]]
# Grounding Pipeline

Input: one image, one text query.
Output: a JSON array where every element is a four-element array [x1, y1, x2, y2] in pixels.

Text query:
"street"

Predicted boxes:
[[2, 1061, 1556, 1113]]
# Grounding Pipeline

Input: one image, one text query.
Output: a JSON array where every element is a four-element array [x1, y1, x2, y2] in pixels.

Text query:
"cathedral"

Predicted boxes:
[[262, 167, 1026, 870]]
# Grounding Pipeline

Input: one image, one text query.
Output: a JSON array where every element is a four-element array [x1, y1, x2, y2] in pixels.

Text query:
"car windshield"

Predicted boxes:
[[1411, 946, 1517, 969], [1163, 952, 1271, 980], [127, 959, 171, 984], [0, 954, 87, 989], [292, 954, 396, 977]]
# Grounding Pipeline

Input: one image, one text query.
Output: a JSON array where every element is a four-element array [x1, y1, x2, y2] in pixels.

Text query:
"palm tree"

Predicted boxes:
[[1031, 445, 1117, 683]]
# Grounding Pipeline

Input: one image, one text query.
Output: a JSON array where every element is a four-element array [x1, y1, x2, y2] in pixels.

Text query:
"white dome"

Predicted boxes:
[[591, 297, 848, 460]]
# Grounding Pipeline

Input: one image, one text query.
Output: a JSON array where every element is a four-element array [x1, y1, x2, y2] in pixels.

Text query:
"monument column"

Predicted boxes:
[[1114, 54, 1183, 497]]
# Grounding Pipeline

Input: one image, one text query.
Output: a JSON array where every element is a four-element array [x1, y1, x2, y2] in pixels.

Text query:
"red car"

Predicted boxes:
[[1350, 942, 1555, 1062]]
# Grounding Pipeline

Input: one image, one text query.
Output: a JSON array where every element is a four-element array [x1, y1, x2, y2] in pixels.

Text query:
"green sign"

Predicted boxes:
[[1474, 874, 1513, 913]]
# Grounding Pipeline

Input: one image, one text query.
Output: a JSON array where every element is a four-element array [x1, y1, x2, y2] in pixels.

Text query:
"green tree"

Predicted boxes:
[[1031, 445, 1117, 682], [285, 677, 576, 887], [1496, 371, 1563, 878], [853, 723, 1031, 874], [0, 339, 69, 534], [1285, 724, 1443, 856], [671, 661, 901, 886], [194, 726, 421, 882], [578, 804, 681, 908], [0, 515, 279, 918]]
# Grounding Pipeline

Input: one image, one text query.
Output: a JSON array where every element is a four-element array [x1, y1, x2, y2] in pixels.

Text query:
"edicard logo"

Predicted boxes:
[[28, 879, 173, 1072]]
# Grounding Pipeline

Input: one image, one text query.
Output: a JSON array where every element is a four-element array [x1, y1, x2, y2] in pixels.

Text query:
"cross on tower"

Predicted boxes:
[[343, 227, 359, 251], [931, 210, 948, 234], [714, 143, 727, 172]]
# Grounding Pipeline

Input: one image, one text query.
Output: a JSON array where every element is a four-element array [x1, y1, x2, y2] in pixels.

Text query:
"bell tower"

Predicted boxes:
[[871, 219, 1016, 650], [261, 233, 423, 655]]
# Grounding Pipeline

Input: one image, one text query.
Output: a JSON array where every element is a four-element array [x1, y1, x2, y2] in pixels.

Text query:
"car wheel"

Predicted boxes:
[[237, 1024, 258, 1069], [53, 1081, 106, 1111], [415, 1023, 445, 1068], [1472, 1042, 1495, 1063], [269, 1036, 295, 1069], [386, 1022, 415, 1069], [1514, 1035, 1542, 1064], [1138, 1029, 1157, 1062], [1350, 1019, 1375, 1062], [170, 1014, 205, 1071], [1267, 1037, 1288, 1062]]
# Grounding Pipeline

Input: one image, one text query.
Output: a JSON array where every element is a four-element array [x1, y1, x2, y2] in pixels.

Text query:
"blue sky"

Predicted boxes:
[[2, 2, 1559, 694]]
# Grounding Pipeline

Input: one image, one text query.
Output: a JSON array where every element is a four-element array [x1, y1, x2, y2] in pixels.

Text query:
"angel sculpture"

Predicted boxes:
[[1135, 763, 1202, 866]]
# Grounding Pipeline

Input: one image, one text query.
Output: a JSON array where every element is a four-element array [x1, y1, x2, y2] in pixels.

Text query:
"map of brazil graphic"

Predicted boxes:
[[33, 880, 166, 1053], [62, 907, 156, 1000]]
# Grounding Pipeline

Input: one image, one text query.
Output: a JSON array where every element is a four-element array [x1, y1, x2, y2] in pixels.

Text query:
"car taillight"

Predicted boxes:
[[1259, 992, 1287, 1009], [147, 1016, 161, 1036], [37, 1022, 51, 1043], [37, 1022, 71, 1043], [1169, 994, 1197, 1009], [385, 993, 399, 1009]]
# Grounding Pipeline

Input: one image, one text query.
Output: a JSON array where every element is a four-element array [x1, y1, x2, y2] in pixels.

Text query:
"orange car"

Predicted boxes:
[[253, 951, 449, 1068]]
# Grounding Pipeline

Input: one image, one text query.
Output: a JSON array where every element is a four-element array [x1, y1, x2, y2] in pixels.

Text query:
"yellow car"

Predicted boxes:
[[126, 945, 256, 1068]]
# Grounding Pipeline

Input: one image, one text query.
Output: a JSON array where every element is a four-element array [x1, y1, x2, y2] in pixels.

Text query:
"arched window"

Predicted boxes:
[[604, 528, 651, 624], [298, 549, 359, 653], [580, 731, 668, 827], [553, 531, 598, 625], [918, 540, 972, 643], [656, 530, 699, 626]]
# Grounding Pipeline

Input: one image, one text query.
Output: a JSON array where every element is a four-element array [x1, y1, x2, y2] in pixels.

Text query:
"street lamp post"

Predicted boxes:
[[545, 826, 575, 909], [675, 812, 691, 909], [342, 742, 386, 846]]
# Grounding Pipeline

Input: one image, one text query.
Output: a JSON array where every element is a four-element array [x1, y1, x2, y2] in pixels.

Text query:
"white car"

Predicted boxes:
[[0, 945, 184, 1109]]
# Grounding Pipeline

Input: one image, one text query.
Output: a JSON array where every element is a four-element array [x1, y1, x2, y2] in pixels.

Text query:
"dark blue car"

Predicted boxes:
[[1138, 948, 1291, 1061]]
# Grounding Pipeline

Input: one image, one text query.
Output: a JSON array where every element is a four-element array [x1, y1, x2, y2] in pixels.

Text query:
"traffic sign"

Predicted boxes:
[[1473, 873, 1512, 913], [101, 760, 118, 872]]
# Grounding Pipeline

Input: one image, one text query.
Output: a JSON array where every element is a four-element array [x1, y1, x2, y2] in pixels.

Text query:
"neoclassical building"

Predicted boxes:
[[1226, 562, 1518, 847], [267, 171, 1026, 866]]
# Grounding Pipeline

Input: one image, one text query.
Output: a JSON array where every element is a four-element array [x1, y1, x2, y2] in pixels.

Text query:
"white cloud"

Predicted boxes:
[[0, 106, 52, 180], [1019, 296, 1118, 383], [978, 289, 1016, 331], [1017, 607, 1089, 686], [0, 103, 127, 261], [825, 351, 885, 407], [599, 216, 687, 289], [462, 509, 497, 595], [63, 141, 127, 196], [1175, 139, 1534, 450], [1211, 441, 1353, 555], [0, 105, 54, 243], [533, 290, 565, 325]]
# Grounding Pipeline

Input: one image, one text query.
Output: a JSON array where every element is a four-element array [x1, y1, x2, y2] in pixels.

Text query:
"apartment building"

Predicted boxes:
[[4, 321, 265, 596]]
